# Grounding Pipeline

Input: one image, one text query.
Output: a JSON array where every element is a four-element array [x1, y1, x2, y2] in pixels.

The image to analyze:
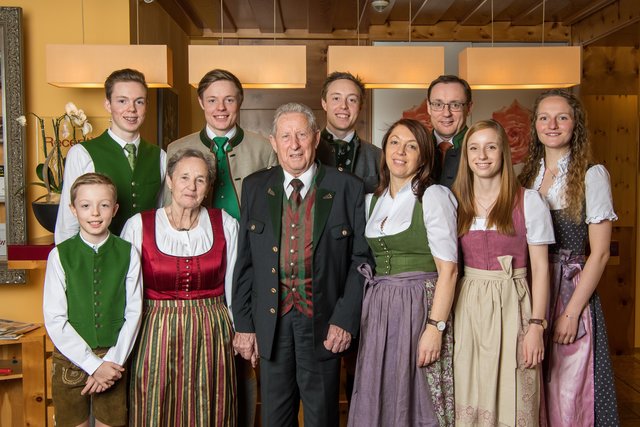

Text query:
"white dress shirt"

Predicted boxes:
[[283, 163, 317, 200], [43, 233, 143, 375], [55, 129, 167, 244]]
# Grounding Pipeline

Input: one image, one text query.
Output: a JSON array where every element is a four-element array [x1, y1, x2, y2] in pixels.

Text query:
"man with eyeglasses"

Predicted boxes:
[[317, 71, 381, 194], [427, 75, 473, 188]]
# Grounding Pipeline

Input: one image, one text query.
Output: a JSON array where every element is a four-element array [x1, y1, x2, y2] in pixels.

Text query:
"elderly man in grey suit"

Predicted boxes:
[[233, 102, 371, 427], [166, 69, 277, 427]]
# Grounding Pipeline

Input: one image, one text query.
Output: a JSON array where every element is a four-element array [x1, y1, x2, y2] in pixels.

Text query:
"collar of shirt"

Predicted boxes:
[[205, 125, 237, 142], [433, 130, 454, 146], [326, 128, 355, 144], [108, 128, 141, 150], [532, 152, 571, 209], [283, 163, 317, 199], [79, 232, 110, 253]]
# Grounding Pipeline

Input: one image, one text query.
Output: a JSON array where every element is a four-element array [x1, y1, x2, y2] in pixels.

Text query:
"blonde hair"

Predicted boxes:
[[70, 173, 117, 205], [452, 120, 519, 236]]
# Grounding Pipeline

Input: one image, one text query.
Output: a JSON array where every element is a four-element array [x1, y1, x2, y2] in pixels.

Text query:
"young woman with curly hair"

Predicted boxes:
[[519, 89, 619, 426]]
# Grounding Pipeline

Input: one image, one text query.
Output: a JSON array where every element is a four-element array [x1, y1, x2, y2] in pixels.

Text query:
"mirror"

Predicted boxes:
[[0, 7, 26, 283]]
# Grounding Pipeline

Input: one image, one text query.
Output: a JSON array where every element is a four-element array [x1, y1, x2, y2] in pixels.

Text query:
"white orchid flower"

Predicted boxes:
[[61, 120, 71, 139], [71, 110, 87, 127], [82, 121, 93, 136], [65, 102, 78, 116], [16, 115, 26, 126]]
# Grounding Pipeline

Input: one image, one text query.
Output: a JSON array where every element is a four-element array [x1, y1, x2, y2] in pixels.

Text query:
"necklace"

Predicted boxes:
[[166, 208, 199, 231], [475, 197, 497, 216], [380, 216, 388, 232], [547, 168, 558, 180]]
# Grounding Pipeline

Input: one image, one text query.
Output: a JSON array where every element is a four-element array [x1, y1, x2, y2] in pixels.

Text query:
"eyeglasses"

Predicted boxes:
[[429, 101, 467, 112]]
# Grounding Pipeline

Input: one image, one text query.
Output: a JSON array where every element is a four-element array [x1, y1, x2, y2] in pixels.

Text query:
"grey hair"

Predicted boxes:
[[271, 102, 319, 136], [167, 148, 216, 184]]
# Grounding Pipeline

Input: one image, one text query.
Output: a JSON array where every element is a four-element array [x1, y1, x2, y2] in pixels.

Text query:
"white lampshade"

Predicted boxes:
[[189, 45, 307, 89], [46, 44, 173, 88], [327, 46, 445, 89], [458, 46, 582, 89]]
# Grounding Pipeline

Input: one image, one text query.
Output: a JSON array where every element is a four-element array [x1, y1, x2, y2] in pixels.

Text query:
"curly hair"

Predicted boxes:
[[518, 89, 591, 222], [375, 118, 435, 200]]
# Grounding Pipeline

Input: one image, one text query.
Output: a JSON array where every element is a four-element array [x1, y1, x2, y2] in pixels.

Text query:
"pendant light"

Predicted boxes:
[[327, 0, 444, 88], [458, 0, 581, 89], [188, 0, 306, 89], [46, 0, 173, 88]]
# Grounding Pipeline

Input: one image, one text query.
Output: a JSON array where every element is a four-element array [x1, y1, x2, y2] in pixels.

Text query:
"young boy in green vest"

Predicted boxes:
[[44, 173, 143, 427]]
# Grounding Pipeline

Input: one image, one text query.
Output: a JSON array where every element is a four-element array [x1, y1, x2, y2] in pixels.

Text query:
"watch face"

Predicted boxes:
[[436, 321, 446, 332]]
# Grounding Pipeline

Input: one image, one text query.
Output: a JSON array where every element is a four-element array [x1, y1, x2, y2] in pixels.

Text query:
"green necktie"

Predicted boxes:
[[124, 143, 136, 171], [213, 136, 228, 159], [211, 136, 240, 220]]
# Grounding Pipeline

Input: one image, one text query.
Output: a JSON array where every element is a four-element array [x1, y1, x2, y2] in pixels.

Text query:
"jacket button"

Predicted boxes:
[[250, 224, 256, 231], [272, 246, 278, 253], [342, 230, 348, 236], [270, 288, 276, 293], [269, 308, 276, 314], [271, 267, 276, 274]]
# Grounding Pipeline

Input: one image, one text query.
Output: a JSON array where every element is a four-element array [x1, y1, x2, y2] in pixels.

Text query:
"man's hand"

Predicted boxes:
[[234, 332, 259, 367], [323, 324, 352, 353]]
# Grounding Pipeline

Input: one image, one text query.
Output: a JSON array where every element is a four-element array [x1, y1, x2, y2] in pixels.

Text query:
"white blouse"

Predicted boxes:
[[120, 207, 239, 317], [365, 183, 458, 263], [469, 189, 556, 245], [532, 155, 618, 224]]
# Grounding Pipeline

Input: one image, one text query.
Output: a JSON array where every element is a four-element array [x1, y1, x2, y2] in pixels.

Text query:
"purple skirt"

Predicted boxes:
[[348, 264, 454, 427]]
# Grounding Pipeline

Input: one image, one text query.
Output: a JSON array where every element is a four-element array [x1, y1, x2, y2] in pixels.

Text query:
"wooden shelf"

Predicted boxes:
[[0, 326, 48, 426], [0, 373, 22, 381]]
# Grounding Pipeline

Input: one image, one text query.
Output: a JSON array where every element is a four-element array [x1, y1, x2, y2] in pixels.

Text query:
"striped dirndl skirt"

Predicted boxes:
[[129, 296, 237, 427]]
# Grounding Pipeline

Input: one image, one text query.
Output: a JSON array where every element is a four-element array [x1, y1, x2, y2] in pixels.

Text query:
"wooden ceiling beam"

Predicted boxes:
[[571, 0, 640, 45], [155, 0, 203, 36], [371, 21, 570, 42], [308, 0, 338, 33], [247, 0, 284, 33], [563, 0, 617, 25]]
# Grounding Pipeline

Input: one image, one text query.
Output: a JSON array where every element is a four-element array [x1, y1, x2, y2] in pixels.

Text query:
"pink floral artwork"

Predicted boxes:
[[492, 100, 532, 165], [403, 99, 434, 132]]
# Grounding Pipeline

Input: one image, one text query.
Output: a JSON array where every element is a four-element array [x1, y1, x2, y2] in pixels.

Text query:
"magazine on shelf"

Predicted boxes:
[[0, 318, 39, 340]]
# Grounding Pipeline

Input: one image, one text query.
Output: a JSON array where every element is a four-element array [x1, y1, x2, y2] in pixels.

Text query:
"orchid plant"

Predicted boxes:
[[16, 102, 93, 203]]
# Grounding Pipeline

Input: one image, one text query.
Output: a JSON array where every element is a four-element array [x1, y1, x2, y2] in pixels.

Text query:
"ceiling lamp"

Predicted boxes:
[[327, 46, 445, 89], [458, 0, 581, 90], [458, 46, 582, 90], [46, 44, 173, 88], [188, 45, 306, 89]]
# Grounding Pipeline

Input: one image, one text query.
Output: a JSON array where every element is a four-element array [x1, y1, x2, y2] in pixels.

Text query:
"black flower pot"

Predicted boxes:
[[32, 201, 59, 233]]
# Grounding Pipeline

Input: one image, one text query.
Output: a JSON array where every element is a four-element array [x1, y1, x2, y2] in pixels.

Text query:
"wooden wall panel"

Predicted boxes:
[[586, 95, 638, 227], [582, 46, 640, 96], [583, 94, 638, 353]]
